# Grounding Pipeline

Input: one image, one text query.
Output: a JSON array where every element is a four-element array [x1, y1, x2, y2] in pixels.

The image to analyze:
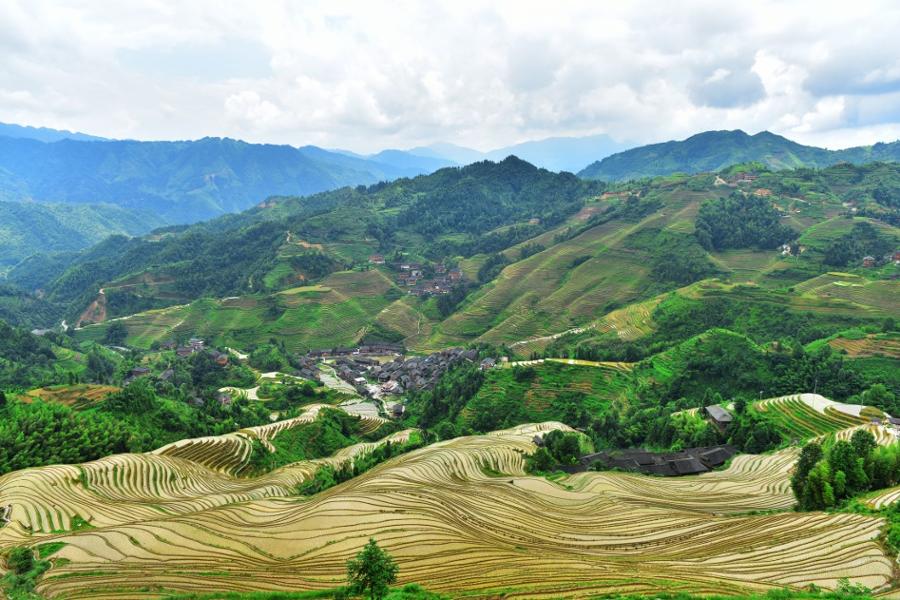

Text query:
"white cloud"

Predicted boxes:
[[0, 0, 899, 151]]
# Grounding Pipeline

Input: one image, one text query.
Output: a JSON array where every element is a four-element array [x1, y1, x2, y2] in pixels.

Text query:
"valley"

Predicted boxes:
[[1, 145, 899, 600]]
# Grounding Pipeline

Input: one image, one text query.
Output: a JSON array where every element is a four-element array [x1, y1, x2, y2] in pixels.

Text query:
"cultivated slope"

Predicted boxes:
[[0, 417, 895, 598]]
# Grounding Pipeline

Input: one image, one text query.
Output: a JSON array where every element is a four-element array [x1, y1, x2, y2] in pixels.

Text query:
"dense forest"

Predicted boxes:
[[694, 192, 796, 251]]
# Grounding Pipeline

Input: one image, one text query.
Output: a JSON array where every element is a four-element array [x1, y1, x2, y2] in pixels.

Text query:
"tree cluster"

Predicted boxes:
[[791, 429, 893, 510], [695, 192, 795, 251]]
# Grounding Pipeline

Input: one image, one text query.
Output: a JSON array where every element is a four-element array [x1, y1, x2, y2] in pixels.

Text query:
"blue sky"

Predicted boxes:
[[2, 0, 900, 153]]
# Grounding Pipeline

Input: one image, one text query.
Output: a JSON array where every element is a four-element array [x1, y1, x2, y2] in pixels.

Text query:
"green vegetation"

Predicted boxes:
[[525, 430, 593, 472], [792, 430, 896, 510], [695, 192, 795, 250], [345, 539, 398, 600], [1, 542, 64, 599], [409, 323, 898, 457], [244, 409, 391, 475], [578, 128, 900, 181], [823, 221, 897, 267], [0, 135, 440, 227], [295, 434, 424, 495], [11, 156, 601, 326], [0, 200, 166, 269], [0, 378, 273, 475]]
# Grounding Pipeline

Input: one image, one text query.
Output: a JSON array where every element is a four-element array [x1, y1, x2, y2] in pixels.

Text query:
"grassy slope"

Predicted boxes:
[[75, 168, 900, 355], [76, 270, 397, 352]]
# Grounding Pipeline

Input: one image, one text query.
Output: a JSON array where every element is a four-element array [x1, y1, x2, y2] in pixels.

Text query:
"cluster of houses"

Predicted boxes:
[[714, 173, 759, 187], [324, 347, 489, 401], [331, 355, 382, 394], [862, 251, 900, 268], [368, 255, 464, 297], [370, 348, 483, 395], [564, 444, 738, 476], [293, 355, 322, 382], [159, 338, 228, 366], [546, 405, 739, 476]]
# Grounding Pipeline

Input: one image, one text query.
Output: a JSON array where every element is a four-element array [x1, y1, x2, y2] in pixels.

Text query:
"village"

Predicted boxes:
[[130, 335, 499, 421], [367, 253, 464, 297]]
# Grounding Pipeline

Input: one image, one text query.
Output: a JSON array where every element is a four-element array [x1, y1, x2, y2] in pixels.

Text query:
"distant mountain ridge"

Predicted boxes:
[[0, 134, 449, 225], [410, 134, 629, 173], [0, 121, 107, 143], [579, 130, 900, 181]]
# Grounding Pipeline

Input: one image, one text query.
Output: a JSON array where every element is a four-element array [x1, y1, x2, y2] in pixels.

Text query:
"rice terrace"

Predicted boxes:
[[4, 2, 900, 600]]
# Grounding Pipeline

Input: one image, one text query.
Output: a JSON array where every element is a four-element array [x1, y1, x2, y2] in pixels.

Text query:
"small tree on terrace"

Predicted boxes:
[[346, 538, 398, 600]]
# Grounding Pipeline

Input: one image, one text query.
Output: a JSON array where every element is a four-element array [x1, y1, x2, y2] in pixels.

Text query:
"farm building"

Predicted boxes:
[[480, 358, 497, 370], [575, 445, 737, 477], [863, 256, 876, 267], [704, 405, 733, 431], [368, 254, 386, 264]]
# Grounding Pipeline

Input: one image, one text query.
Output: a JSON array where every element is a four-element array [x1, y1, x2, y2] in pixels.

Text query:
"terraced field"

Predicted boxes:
[[430, 194, 702, 348], [1, 421, 893, 598], [755, 394, 872, 440], [20, 384, 120, 409], [76, 271, 395, 351], [794, 273, 899, 315], [828, 333, 900, 358]]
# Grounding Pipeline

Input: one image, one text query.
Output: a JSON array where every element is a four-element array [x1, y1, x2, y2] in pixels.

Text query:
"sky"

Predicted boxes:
[[3, 1, 900, 153]]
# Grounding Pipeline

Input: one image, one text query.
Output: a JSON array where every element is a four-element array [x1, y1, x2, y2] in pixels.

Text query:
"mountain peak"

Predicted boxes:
[[578, 129, 900, 181]]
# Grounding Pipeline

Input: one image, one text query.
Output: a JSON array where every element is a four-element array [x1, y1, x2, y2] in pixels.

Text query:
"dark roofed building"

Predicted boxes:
[[704, 405, 733, 431], [698, 446, 735, 468], [671, 457, 707, 475]]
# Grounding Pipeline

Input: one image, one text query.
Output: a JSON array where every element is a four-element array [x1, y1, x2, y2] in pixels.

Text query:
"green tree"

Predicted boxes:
[[346, 538, 399, 600], [103, 321, 128, 345], [851, 429, 877, 463], [5, 546, 34, 574], [791, 442, 823, 501]]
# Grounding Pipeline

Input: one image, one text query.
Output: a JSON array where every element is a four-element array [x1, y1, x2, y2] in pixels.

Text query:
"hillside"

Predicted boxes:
[[25, 160, 893, 356], [579, 130, 900, 181], [0, 201, 165, 270], [11, 157, 602, 324], [0, 418, 894, 598], [0, 134, 448, 226], [0, 157, 898, 598]]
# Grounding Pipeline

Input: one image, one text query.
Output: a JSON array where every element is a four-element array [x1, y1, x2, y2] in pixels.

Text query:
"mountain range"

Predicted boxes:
[[4, 122, 900, 275], [0, 134, 451, 224], [579, 129, 900, 181]]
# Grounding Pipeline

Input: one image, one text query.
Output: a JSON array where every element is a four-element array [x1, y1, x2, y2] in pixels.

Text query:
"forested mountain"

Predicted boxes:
[[8, 157, 602, 323], [0, 134, 449, 225], [0, 201, 165, 270], [3, 156, 895, 365], [579, 130, 900, 181]]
